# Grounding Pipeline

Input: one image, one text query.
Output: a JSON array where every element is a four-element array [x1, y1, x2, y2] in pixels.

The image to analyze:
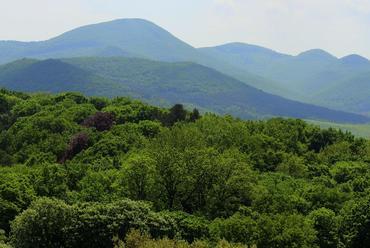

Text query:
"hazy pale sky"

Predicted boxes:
[[1, 0, 370, 58]]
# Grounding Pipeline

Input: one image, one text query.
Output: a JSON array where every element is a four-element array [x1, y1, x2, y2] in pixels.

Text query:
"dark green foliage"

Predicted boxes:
[[162, 211, 210, 242], [119, 154, 156, 201], [1, 90, 370, 247], [189, 108, 200, 122], [89, 97, 109, 110], [9, 198, 205, 248], [210, 212, 257, 246], [0, 167, 35, 233], [339, 196, 370, 247], [0, 95, 10, 114], [166, 104, 187, 126], [308, 208, 339, 248], [256, 213, 317, 248], [55, 92, 88, 105], [31, 164, 68, 199]]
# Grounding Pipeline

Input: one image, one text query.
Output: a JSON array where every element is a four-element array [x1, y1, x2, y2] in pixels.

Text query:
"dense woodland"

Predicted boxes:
[[1, 89, 370, 247]]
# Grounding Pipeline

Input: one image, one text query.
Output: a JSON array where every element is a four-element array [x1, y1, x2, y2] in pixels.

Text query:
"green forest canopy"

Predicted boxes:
[[1, 88, 370, 247]]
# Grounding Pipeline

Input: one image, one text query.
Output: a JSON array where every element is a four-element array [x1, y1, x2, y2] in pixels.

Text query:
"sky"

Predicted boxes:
[[1, 0, 370, 58]]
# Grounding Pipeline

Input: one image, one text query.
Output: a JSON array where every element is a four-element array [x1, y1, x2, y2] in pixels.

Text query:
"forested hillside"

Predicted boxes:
[[0, 57, 368, 124], [1, 89, 370, 247]]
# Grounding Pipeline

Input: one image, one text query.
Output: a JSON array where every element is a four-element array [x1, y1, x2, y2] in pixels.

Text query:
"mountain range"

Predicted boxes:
[[201, 43, 370, 113], [0, 19, 282, 95], [0, 18, 369, 122], [0, 57, 368, 123]]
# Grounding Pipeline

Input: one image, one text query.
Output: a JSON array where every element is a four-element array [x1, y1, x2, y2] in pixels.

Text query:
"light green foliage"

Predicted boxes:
[[210, 212, 257, 246], [0, 166, 35, 233], [119, 153, 156, 201], [77, 169, 120, 202], [252, 174, 310, 214], [10, 198, 73, 248], [256, 213, 317, 248], [122, 229, 246, 248], [308, 208, 339, 248], [206, 149, 256, 217], [330, 161, 369, 184], [1, 90, 370, 247], [31, 164, 68, 198], [276, 153, 308, 178], [10, 198, 208, 248]]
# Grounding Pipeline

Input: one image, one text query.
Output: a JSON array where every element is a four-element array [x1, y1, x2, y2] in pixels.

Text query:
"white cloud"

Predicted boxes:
[[200, 0, 370, 58], [0, 0, 112, 41], [214, 0, 234, 4], [345, 0, 370, 13]]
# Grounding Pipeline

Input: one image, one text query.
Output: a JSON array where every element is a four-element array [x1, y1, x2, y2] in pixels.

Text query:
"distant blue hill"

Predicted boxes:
[[200, 43, 370, 113], [0, 19, 288, 98], [1, 18, 370, 114], [0, 57, 368, 124]]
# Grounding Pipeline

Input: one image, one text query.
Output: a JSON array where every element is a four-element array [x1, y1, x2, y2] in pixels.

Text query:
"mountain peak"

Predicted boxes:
[[209, 42, 289, 59], [93, 18, 160, 28], [52, 18, 167, 40], [340, 54, 370, 66], [297, 49, 337, 60], [217, 42, 269, 49], [109, 18, 153, 23], [43, 18, 198, 62]]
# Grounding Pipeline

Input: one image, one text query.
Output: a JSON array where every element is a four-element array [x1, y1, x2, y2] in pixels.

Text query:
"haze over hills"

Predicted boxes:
[[0, 18, 370, 116], [0, 57, 368, 123], [0, 58, 126, 96], [0, 19, 295, 98], [0, 19, 198, 62], [201, 43, 370, 113]]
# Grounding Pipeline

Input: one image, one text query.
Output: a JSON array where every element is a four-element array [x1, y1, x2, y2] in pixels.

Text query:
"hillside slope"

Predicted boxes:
[[2, 19, 370, 113], [200, 43, 370, 112], [0, 57, 368, 123], [0, 58, 127, 96], [0, 19, 199, 63], [0, 19, 285, 96]]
